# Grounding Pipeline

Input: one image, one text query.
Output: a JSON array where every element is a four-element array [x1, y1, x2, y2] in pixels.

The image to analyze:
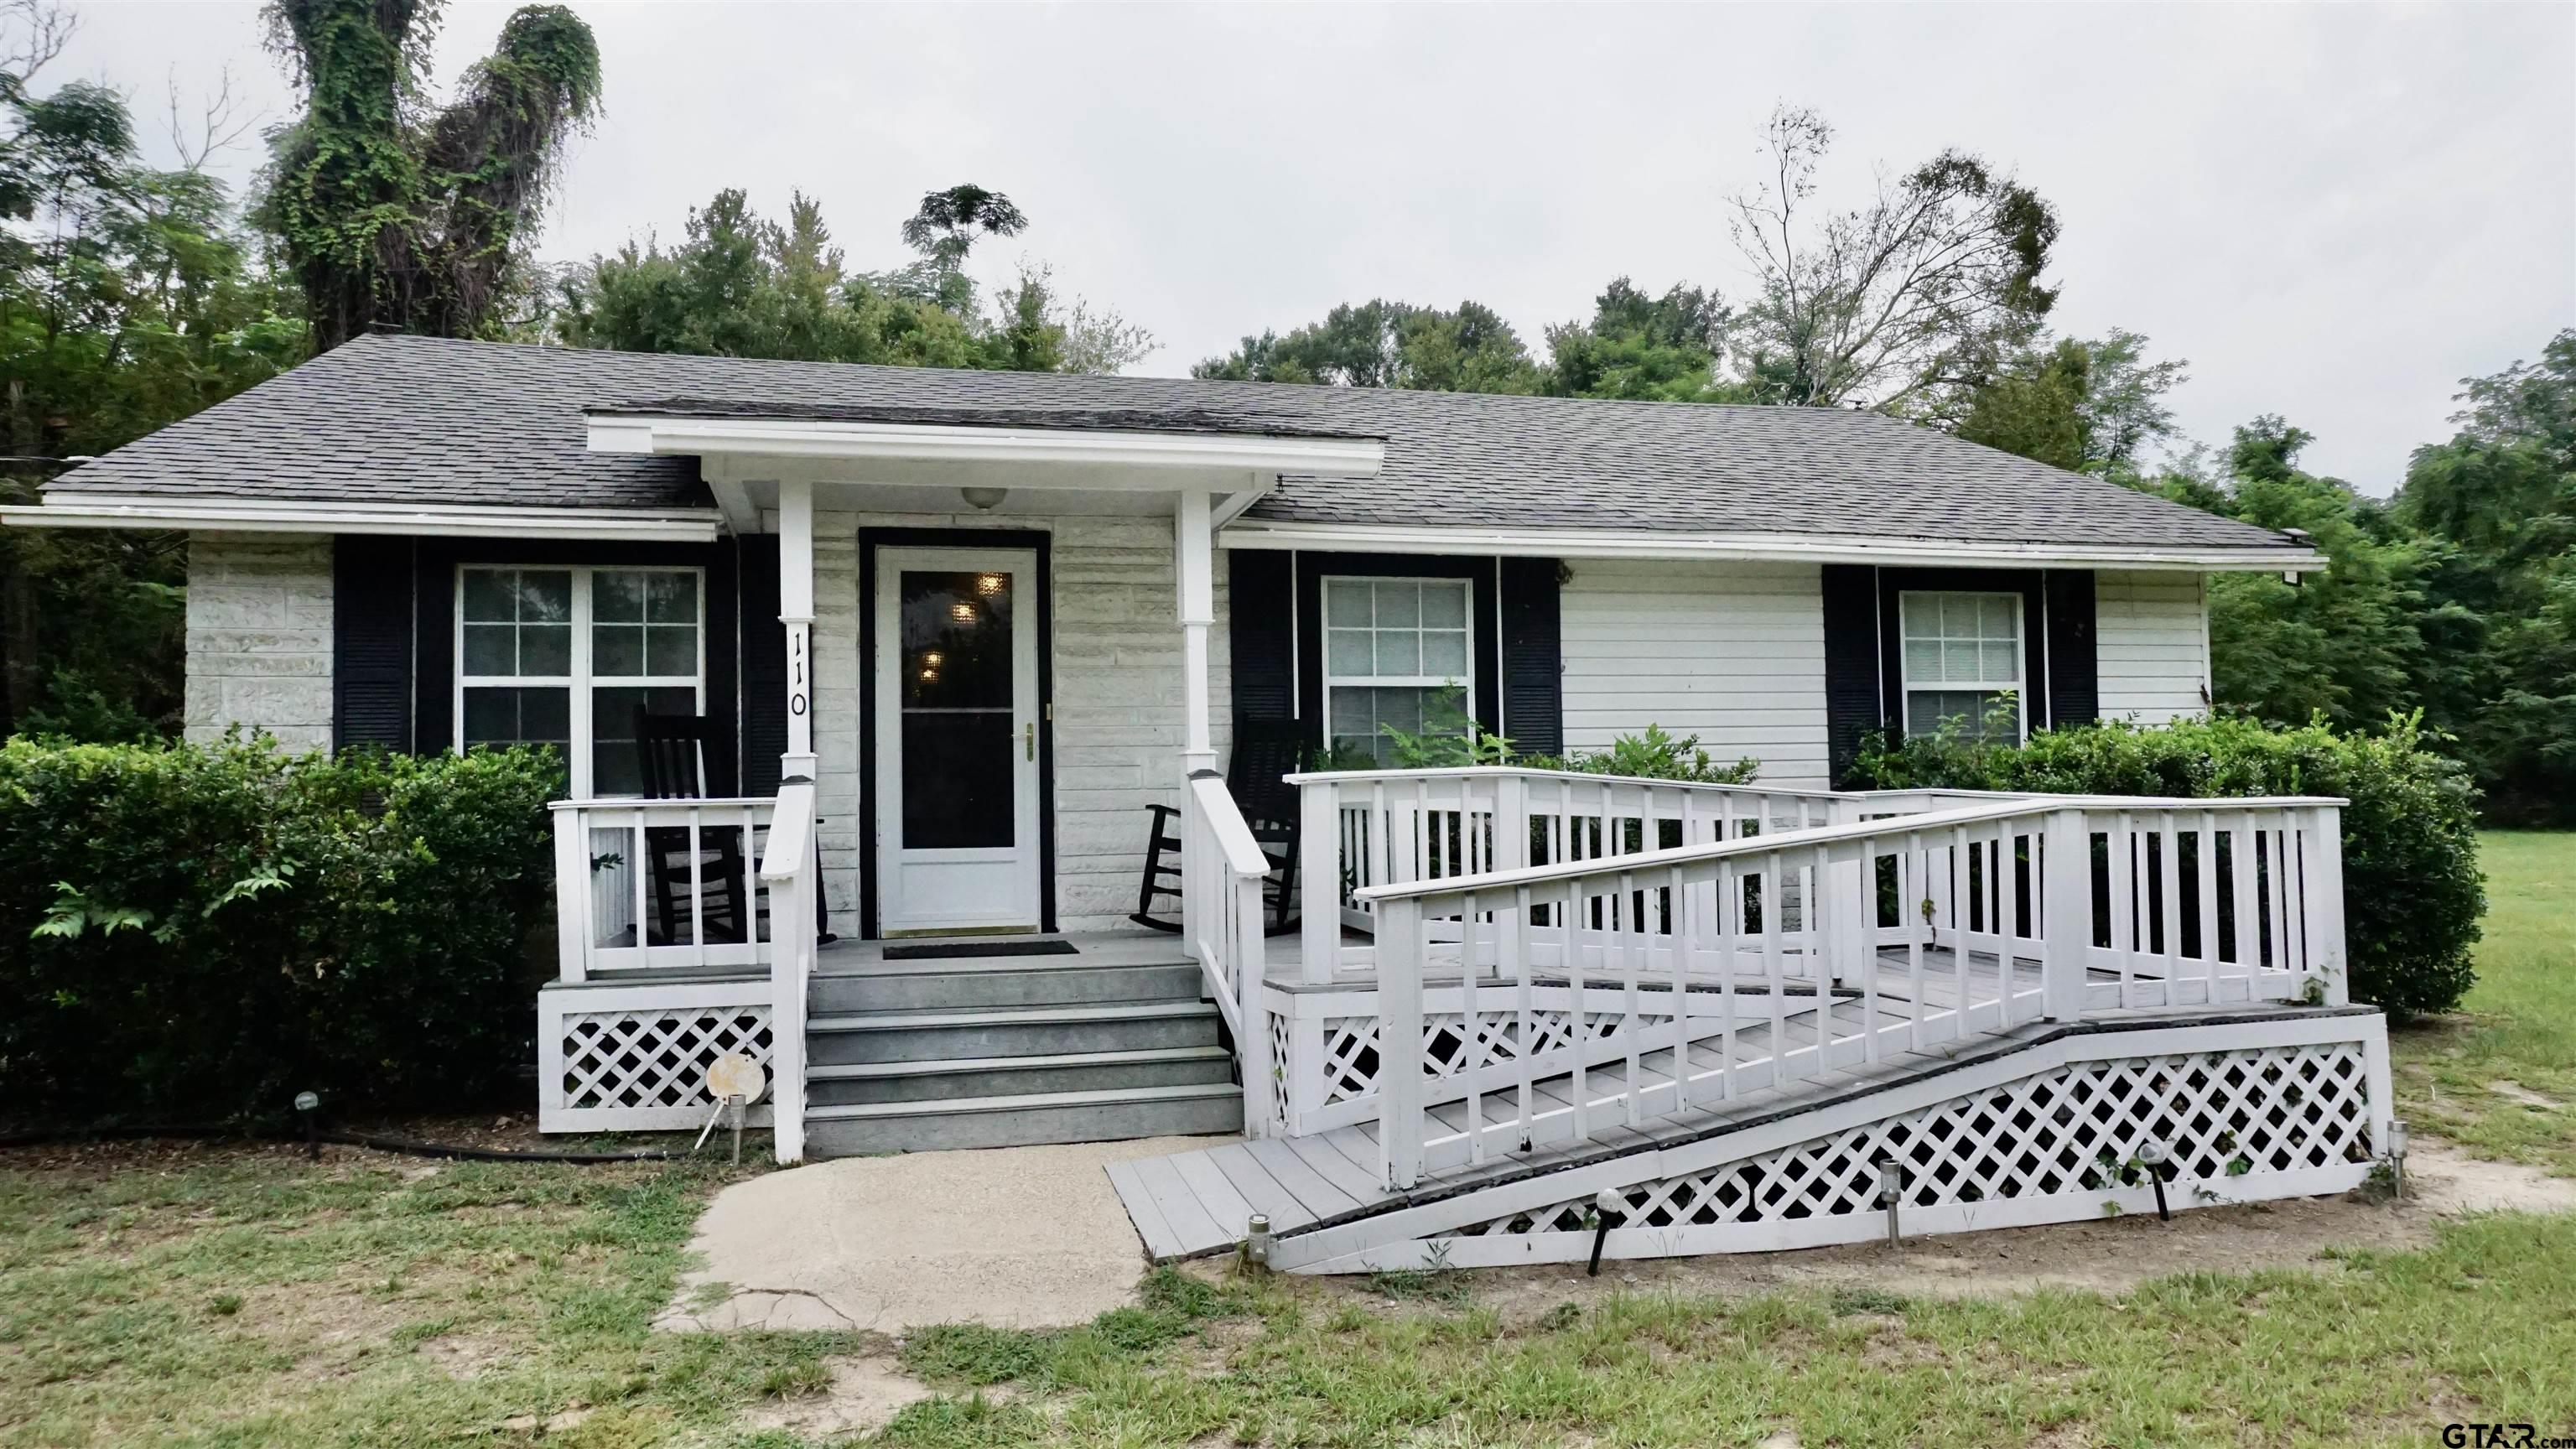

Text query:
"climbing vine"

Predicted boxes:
[[259, 0, 600, 348]]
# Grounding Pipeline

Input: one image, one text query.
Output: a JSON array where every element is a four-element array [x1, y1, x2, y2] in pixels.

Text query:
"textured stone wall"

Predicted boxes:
[[183, 532, 335, 751], [808, 512, 1226, 938]]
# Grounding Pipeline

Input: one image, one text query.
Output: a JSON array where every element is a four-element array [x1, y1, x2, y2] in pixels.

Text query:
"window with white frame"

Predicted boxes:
[[1899, 590, 2025, 740], [1322, 575, 1472, 764], [458, 566, 704, 796]]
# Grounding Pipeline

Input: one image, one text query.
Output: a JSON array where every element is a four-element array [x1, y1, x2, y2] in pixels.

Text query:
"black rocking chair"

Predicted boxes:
[[1132, 718, 1305, 936], [635, 710, 751, 948]]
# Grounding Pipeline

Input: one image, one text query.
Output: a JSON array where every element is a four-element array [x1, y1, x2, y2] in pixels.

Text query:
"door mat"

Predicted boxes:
[[882, 939, 1080, 961]]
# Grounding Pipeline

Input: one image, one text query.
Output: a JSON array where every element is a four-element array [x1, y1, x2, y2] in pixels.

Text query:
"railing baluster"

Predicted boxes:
[[1669, 861, 1691, 1116], [1950, 823, 1971, 1030], [2194, 808, 2221, 999], [1763, 847, 1787, 1086], [1511, 882, 1534, 1147], [1619, 869, 1643, 1128], [1716, 855, 1737, 1101], [1461, 888, 1483, 1164], [1905, 832, 1926, 1046], [2111, 810, 2137, 1004], [1567, 875, 1587, 1144]]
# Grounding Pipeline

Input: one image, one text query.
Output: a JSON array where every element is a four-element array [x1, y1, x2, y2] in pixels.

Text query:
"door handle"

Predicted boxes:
[[1025, 722, 1035, 761]]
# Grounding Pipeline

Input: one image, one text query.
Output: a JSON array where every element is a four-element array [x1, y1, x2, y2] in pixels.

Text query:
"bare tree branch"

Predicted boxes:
[[1, 0, 75, 83], [163, 65, 260, 174]]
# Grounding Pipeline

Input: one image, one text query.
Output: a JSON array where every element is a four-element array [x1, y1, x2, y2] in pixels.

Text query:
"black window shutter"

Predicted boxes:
[[2044, 569, 2097, 730], [333, 535, 415, 753], [1498, 556, 1562, 756], [1821, 564, 1883, 779], [1227, 549, 1296, 724], [739, 535, 787, 797]]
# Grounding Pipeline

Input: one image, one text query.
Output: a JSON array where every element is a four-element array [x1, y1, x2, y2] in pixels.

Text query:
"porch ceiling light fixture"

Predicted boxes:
[[960, 486, 1008, 512], [949, 601, 976, 622], [975, 573, 1005, 595]]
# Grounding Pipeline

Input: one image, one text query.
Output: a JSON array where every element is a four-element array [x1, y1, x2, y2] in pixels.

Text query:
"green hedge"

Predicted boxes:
[[0, 736, 560, 1120], [1845, 712, 2485, 1021]]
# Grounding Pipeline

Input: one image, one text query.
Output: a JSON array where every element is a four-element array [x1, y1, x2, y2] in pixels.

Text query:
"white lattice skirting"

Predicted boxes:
[[1274, 1015, 2391, 1273], [538, 978, 776, 1133]]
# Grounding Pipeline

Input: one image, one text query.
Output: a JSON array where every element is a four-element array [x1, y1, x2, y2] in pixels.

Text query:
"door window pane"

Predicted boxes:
[[898, 569, 1015, 848]]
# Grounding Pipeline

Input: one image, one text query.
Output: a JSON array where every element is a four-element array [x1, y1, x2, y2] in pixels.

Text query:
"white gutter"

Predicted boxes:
[[1218, 520, 2326, 574], [588, 413, 1388, 480], [0, 494, 724, 543]]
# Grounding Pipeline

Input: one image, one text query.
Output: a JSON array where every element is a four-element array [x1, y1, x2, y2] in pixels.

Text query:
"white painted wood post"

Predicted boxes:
[[2041, 808, 2090, 1022], [552, 805, 589, 984], [1235, 871, 1273, 1137], [1376, 896, 1426, 1191], [1300, 778, 1338, 985], [1176, 491, 1215, 965], [2308, 804, 2347, 1005], [777, 479, 817, 785]]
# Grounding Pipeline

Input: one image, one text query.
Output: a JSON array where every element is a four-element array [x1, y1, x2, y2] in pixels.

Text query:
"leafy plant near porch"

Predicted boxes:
[[1347, 685, 1761, 785], [0, 735, 560, 1119], [1846, 710, 2485, 1020]]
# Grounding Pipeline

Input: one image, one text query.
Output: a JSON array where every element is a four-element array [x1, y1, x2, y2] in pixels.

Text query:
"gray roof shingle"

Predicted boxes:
[[47, 334, 2294, 552]]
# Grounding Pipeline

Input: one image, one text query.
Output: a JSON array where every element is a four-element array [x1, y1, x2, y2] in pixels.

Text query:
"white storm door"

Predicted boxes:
[[872, 546, 1043, 934]]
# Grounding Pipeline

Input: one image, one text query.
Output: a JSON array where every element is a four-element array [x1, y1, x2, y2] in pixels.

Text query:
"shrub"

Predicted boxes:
[[0, 735, 560, 1120], [1329, 685, 1763, 785], [1845, 712, 2485, 1020]]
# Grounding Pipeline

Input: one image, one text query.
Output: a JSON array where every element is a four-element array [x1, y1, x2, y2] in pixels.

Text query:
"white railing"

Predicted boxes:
[[1180, 771, 1276, 1136], [759, 782, 818, 1164], [548, 797, 778, 979], [1291, 766, 1856, 985], [1355, 793, 2346, 1189]]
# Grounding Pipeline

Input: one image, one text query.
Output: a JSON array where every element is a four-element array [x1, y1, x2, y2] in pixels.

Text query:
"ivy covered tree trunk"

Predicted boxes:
[[260, 0, 600, 349]]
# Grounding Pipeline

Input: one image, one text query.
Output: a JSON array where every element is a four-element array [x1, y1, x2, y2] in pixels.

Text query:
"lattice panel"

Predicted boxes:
[[559, 1007, 775, 1111], [1444, 1042, 2372, 1238], [1315, 1009, 1649, 1106], [1268, 1010, 1294, 1131]]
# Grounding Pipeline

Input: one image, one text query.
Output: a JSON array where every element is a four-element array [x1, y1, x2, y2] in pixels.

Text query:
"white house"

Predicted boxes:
[[5, 335, 2390, 1272]]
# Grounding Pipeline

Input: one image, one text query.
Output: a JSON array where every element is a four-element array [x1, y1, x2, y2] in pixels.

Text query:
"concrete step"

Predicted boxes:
[[803, 1082, 1245, 1156], [804, 1046, 1236, 1106], [808, 960, 1202, 1015], [804, 1000, 1223, 1066]]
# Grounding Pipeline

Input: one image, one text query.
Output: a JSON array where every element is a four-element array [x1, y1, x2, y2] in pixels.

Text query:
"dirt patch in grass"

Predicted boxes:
[[741, 1353, 937, 1439]]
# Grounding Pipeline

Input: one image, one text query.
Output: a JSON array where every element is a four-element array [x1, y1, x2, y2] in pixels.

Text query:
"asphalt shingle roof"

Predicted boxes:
[[48, 334, 2295, 553]]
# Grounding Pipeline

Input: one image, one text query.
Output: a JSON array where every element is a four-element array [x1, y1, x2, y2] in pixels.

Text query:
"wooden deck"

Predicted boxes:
[[1109, 947, 2366, 1262]]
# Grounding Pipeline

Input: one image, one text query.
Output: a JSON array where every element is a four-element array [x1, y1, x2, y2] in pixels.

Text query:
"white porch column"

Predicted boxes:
[[777, 479, 817, 785], [1176, 487, 1216, 777]]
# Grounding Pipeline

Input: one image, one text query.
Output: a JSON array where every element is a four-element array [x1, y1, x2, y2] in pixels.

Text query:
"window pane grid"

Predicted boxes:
[[1322, 576, 1474, 764], [1899, 590, 2023, 741], [457, 565, 705, 797]]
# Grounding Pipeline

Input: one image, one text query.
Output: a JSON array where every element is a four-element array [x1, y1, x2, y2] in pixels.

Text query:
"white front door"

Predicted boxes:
[[872, 545, 1044, 935]]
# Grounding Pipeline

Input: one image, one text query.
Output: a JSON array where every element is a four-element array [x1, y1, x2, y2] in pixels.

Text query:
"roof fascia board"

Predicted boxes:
[[588, 413, 1387, 479], [1218, 521, 2327, 574], [2, 495, 723, 543]]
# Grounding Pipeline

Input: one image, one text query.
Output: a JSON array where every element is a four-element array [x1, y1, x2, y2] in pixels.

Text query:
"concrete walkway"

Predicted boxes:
[[656, 1135, 1235, 1334]]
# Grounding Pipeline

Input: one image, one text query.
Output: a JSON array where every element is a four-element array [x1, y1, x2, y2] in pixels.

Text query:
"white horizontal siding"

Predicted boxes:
[[1557, 559, 1830, 788], [2095, 570, 2209, 724]]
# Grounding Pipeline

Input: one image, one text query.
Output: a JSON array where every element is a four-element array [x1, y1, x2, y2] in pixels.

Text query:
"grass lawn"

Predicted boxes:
[[3, 833, 2570, 1448], [2392, 831, 2576, 1176]]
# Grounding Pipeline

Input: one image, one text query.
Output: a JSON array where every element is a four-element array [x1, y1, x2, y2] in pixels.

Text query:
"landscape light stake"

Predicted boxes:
[[2389, 1119, 2410, 1200], [2138, 1141, 2172, 1222], [1877, 1156, 1903, 1246], [1245, 1213, 1272, 1267], [1587, 1189, 1622, 1276], [293, 1091, 321, 1160]]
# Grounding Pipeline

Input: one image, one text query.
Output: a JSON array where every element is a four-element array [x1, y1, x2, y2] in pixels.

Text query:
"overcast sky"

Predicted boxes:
[[50, 1, 2576, 492]]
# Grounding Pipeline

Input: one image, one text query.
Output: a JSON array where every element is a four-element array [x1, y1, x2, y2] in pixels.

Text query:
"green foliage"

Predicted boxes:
[[3, 13, 307, 735], [1543, 278, 1743, 402], [1196, 297, 1542, 392], [1530, 722, 1762, 785], [0, 735, 561, 1118], [1846, 712, 2485, 1020], [1955, 330, 2185, 471], [258, 0, 601, 347], [553, 186, 1152, 374]]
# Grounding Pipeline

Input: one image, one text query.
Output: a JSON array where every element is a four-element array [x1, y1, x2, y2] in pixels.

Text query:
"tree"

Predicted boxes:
[[257, 0, 601, 349], [3, 0, 304, 736], [2136, 418, 2426, 731], [1193, 298, 1541, 392], [553, 186, 1153, 375], [1725, 104, 2059, 415], [1542, 278, 1741, 402], [885, 183, 1025, 314], [1955, 330, 2186, 472], [2389, 331, 2576, 823]]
